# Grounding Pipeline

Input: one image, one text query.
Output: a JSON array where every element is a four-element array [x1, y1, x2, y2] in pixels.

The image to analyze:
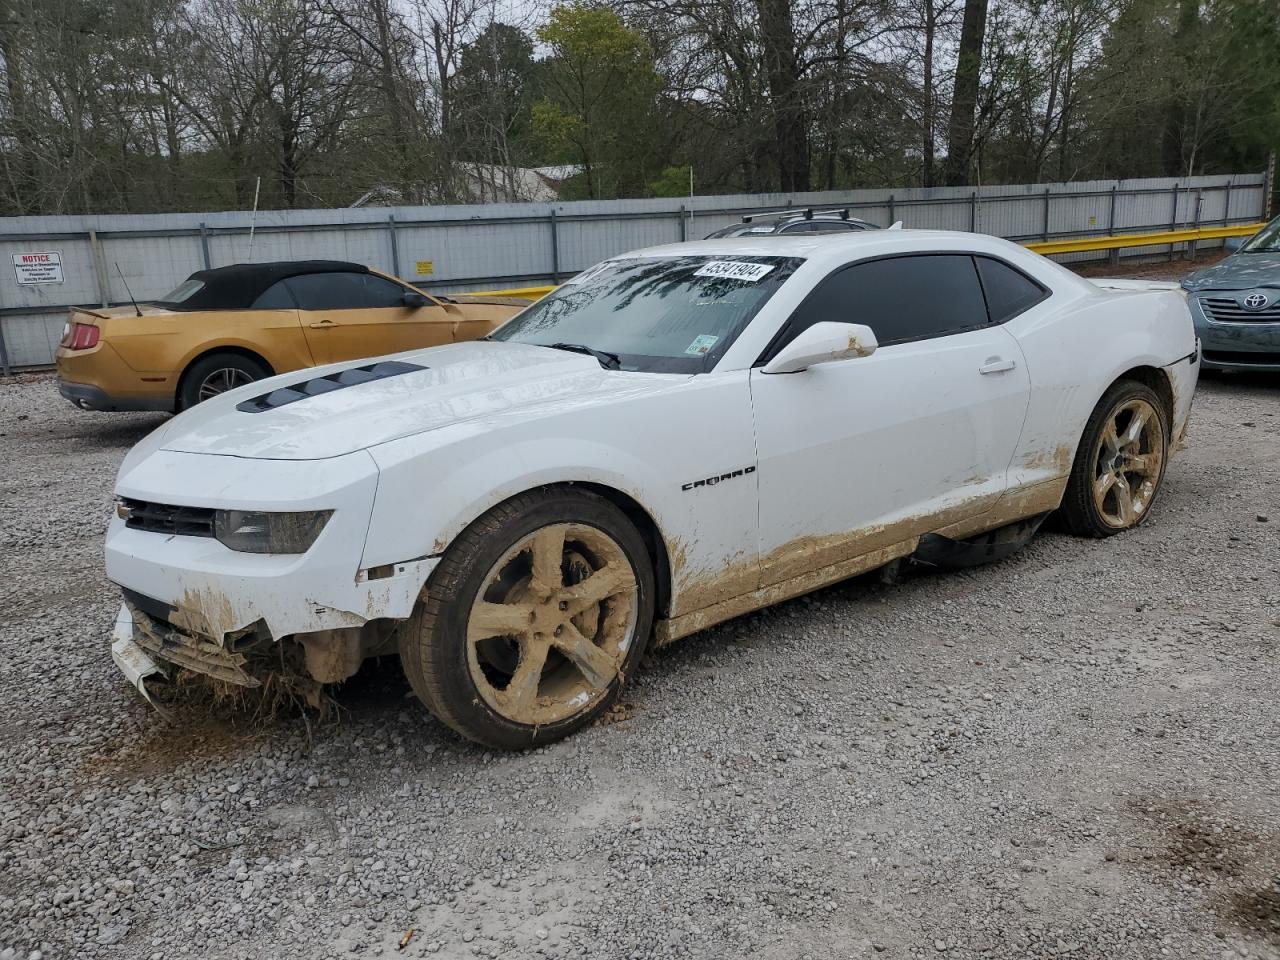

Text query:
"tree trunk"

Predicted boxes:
[[942, 0, 988, 186], [0, 0, 31, 214], [756, 0, 809, 192], [372, 0, 412, 183], [921, 0, 937, 187], [1162, 0, 1198, 176]]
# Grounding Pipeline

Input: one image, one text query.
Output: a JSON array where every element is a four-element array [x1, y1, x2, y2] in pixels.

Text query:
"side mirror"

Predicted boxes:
[[403, 291, 430, 308], [762, 322, 878, 375], [1223, 236, 1246, 254]]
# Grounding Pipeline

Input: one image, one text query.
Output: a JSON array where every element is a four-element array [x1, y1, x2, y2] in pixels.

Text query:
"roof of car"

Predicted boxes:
[[625, 229, 1093, 291], [158, 260, 373, 311]]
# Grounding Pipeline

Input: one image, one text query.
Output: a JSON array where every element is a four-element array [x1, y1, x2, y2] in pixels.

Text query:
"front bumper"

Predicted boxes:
[[107, 449, 438, 654], [1189, 296, 1280, 371], [110, 606, 165, 703]]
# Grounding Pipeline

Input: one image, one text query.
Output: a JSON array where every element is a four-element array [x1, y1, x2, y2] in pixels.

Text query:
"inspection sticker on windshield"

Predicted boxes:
[[684, 334, 720, 356], [694, 261, 775, 282]]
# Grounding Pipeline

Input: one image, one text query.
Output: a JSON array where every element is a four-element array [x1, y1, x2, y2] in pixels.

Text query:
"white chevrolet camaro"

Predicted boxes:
[[107, 231, 1199, 748]]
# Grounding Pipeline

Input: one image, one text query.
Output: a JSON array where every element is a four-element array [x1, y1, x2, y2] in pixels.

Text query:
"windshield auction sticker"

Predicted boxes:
[[694, 261, 775, 282]]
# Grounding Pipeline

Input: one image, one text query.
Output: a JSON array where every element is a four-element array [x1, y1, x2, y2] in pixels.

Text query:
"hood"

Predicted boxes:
[[158, 340, 688, 460], [1181, 252, 1280, 291]]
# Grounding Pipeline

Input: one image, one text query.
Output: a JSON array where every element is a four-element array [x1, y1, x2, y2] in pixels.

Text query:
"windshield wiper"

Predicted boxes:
[[545, 342, 622, 370]]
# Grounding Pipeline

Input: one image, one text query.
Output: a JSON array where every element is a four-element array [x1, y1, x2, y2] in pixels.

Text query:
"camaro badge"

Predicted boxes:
[[682, 466, 757, 491]]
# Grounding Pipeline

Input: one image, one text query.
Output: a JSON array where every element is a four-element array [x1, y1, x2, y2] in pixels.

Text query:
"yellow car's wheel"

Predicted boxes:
[[179, 353, 270, 410]]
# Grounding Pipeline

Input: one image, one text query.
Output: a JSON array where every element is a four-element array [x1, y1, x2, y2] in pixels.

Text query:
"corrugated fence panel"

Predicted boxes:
[[4, 315, 64, 367], [0, 172, 1267, 370], [559, 212, 685, 276], [100, 234, 205, 302], [400, 219, 554, 284]]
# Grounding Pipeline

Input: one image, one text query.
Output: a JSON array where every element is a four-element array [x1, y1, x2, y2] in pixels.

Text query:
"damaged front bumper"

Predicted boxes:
[[106, 448, 440, 699], [109, 598, 271, 706], [110, 605, 165, 704]]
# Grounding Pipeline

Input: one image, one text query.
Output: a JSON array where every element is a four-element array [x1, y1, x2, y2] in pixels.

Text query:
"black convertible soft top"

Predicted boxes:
[[156, 260, 373, 311]]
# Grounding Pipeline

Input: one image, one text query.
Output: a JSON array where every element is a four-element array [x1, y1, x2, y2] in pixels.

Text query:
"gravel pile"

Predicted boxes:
[[0, 366, 1276, 960]]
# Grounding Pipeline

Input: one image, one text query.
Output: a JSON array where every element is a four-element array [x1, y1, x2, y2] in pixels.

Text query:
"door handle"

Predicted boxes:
[[979, 357, 1016, 375], [308, 320, 335, 328]]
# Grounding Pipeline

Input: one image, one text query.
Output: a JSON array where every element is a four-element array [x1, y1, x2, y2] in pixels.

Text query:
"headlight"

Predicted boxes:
[[213, 509, 333, 554]]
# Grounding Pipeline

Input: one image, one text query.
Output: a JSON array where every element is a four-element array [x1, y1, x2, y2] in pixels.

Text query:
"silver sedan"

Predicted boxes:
[[1182, 216, 1280, 371]]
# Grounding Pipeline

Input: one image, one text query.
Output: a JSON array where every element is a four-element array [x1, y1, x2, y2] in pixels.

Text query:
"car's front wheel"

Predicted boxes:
[[400, 488, 655, 749], [1061, 379, 1169, 537]]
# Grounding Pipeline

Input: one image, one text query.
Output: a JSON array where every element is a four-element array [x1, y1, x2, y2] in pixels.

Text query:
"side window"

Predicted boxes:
[[251, 280, 296, 310], [806, 221, 855, 234], [767, 254, 988, 359], [781, 221, 851, 234], [975, 256, 1049, 323], [285, 272, 409, 311]]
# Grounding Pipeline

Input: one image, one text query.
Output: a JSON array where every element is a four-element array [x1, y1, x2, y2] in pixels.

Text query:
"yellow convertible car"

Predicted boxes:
[[56, 260, 529, 412]]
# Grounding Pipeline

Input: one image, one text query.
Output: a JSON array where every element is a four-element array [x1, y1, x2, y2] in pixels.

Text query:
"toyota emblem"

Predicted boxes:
[[1243, 293, 1269, 309]]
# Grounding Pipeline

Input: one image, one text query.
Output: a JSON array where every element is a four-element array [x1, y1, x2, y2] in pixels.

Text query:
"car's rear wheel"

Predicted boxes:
[[1060, 380, 1169, 537], [400, 488, 655, 749], [179, 353, 270, 410]]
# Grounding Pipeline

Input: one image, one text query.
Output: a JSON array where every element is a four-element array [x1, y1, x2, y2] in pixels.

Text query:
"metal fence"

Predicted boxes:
[[0, 172, 1267, 371]]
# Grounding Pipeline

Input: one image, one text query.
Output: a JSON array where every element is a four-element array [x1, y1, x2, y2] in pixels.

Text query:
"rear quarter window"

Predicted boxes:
[[975, 256, 1049, 323], [252, 280, 297, 310]]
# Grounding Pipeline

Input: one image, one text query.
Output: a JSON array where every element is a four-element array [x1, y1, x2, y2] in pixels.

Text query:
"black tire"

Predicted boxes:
[[1060, 379, 1170, 538], [179, 353, 270, 410], [400, 487, 656, 750]]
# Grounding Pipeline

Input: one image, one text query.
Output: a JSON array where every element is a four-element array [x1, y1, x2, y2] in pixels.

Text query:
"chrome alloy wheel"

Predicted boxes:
[[197, 366, 257, 402]]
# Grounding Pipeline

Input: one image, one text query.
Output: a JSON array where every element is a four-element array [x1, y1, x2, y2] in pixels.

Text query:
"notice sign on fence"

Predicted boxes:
[[14, 251, 64, 285]]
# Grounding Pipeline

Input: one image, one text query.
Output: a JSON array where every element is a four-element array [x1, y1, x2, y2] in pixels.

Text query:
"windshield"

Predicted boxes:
[[489, 255, 803, 373], [1241, 218, 1280, 254], [156, 278, 206, 304]]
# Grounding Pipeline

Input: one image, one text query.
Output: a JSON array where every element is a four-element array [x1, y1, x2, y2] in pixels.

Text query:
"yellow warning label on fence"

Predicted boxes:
[[415, 260, 434, 276]]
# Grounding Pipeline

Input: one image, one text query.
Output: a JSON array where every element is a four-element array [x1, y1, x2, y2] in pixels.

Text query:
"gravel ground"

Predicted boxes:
[[1, 358, 1277, 959]]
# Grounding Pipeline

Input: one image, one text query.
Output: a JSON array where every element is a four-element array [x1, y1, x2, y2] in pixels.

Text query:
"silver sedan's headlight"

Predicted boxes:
[[213, 510, 333, 554]]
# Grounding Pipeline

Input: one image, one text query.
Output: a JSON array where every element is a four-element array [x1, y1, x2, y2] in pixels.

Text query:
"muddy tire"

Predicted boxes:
[[179, 353, 270, 410], [1060, 379, 1170, 538], [400, 487, 655, 750]]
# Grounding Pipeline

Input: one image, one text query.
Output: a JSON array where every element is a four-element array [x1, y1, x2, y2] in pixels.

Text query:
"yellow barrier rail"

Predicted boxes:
[[463, 222, 1265, 300], [464, 284, 559, 300], [1024, 222, 1263, 256]]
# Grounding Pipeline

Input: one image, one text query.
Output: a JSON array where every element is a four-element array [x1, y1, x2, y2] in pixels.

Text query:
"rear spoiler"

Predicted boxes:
[[1090, 278, 1183, 293], [70, 305, 111, 319]]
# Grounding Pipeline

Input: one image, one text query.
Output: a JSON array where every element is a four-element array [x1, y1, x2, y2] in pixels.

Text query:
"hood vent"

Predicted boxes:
[[236, 360, 426, 413]]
